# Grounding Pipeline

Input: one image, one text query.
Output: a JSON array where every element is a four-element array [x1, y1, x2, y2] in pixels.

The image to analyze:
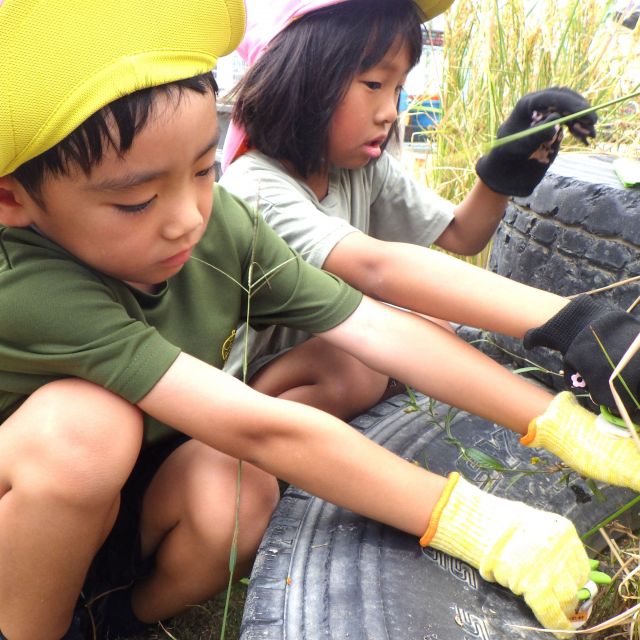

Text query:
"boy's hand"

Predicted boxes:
[[524, 295, 640, 418], [523, 391, 640, 492], [476, 87, 596, 197], [421, 472, 590, 637]]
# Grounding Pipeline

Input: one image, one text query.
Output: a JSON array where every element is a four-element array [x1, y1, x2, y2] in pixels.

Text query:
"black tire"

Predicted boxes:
[[241, 391, 637, 640], [487, 153, 640, 391]]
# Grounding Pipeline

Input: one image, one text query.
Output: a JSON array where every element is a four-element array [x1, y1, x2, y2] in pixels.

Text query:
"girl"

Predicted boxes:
[[219, 0, 598, 420]]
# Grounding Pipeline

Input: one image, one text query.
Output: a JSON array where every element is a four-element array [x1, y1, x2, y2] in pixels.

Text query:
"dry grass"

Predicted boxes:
[[585, 525, 640, 639]]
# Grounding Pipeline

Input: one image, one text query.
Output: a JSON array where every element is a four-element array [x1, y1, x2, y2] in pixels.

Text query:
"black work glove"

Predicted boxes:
[[524, 296, 640, 419], [476, 87, 597, 197]]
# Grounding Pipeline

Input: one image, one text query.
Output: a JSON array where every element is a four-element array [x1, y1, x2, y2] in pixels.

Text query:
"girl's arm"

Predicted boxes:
[[434, 180, 509, 255], [137, 350, 446, 536], [323, 231, 567, 338]]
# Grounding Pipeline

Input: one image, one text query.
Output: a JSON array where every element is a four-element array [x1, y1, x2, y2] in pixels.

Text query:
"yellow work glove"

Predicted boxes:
[[523, 391, 640, 491], [420, 472, 590, 637]]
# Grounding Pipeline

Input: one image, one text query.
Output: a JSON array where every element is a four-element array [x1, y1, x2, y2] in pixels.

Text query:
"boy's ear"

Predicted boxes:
[[0, 175, 36, 227]]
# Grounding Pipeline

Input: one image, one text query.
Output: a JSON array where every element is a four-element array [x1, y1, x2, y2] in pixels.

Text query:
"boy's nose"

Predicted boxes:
[[162, 199, 203, 240]]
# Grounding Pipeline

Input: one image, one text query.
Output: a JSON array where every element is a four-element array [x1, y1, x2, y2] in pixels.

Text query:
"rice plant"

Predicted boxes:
[[416, 0, 640, 267]]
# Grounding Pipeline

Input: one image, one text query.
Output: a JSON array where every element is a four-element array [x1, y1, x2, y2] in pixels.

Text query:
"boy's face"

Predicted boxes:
[[13, 89, 219, 292]]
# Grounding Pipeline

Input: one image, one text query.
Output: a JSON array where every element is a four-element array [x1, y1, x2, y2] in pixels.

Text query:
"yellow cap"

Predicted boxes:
[[415, 0, 455, 19], [0, 0, 246, 176]]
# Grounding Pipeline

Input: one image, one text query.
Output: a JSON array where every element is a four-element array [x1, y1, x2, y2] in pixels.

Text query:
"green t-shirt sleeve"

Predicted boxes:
[[214, 186, 363, 333], [0, 232, 180, 409]]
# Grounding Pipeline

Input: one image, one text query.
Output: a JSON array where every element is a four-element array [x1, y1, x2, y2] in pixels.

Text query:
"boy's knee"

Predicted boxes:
[[244, 467, 280, 527], [10, 379, 143, 502], [191, 463, 278, 552]]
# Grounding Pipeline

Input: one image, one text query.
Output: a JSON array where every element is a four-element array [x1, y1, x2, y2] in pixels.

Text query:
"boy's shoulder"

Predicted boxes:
[[0, 224, 89, 277]]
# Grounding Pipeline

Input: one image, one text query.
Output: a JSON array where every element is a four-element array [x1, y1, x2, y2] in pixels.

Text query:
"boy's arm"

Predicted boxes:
[[138, 311, 596, 635], [316, 296, 554, 434], [137, 350, 446, 535], [324, 232, 567, 338]]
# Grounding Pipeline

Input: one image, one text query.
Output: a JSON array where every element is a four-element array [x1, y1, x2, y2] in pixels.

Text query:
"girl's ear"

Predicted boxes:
[[0, 175, 36, 227]]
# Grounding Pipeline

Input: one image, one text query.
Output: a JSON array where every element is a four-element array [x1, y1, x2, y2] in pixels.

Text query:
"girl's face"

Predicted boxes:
[[328, 38, 412, 170]]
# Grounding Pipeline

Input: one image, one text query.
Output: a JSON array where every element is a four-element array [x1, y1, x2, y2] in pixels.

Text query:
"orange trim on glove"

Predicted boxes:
[[419, 472, 460, 547], [520, 420, 538, 446]]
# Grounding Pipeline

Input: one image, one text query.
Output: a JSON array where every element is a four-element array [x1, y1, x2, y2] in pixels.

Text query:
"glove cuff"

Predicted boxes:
[[419, 471, 460, 547], [421, 472, 512, 572], [475, 156, 542, 197], [524, 295, 609, 354], [521, 391, 592, 456]]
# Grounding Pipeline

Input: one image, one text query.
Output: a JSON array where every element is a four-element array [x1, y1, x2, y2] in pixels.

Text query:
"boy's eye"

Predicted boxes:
[[115, 196, 156, 214], [364, 81, 382, 90], [196, 163, 218, 179]]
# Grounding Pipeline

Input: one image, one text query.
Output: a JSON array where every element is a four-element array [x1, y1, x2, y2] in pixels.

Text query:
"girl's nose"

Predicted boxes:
[[377, 92, 399, 124]]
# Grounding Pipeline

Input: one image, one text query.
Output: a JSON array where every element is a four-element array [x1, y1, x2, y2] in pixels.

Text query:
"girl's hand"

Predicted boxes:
[[476, 87, 597, 197], [524, 295, 640, 418], [523, 391, 640, 493]]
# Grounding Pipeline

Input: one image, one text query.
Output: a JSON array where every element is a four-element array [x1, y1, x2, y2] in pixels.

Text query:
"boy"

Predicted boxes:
[[1, 1, 640, 639]]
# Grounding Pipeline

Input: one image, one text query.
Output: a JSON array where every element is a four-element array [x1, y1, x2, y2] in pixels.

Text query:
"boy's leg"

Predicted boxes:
[[130, 439, 279, 623], [0, 379, 143, 640]]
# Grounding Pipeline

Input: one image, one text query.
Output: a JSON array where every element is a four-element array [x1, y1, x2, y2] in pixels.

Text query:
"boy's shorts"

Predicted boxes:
[[83, 434, 190, 612]]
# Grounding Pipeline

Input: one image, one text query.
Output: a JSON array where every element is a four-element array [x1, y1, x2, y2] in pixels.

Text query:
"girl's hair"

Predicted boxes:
[[14, 73, 218, 205], [232, 0, 423, 178]]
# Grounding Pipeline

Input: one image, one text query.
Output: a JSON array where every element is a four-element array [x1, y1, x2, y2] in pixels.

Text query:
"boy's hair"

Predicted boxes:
[[232, 0, 423, 178], [14, 74, 218, 205]]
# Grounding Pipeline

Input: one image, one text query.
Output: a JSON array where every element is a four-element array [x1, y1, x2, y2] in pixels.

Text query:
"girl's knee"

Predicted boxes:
[[320, 359, 389, 416]]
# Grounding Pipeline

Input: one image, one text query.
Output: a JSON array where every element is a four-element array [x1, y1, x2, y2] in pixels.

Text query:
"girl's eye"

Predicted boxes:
[[114, 196, 156, 214], [364, 81, 382, 90], [196, 163, 217, 178]]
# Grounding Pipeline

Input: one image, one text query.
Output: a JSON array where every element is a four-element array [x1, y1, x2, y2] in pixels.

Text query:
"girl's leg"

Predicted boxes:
[[249, 318, 458, 422], [0, 379, 143, 640], [132, 440, 279, 622], [249, 336, 400, 420]]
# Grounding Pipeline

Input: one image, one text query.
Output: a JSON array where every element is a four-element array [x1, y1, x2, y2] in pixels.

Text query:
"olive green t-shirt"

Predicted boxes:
[[0, 185, 362, 443]]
